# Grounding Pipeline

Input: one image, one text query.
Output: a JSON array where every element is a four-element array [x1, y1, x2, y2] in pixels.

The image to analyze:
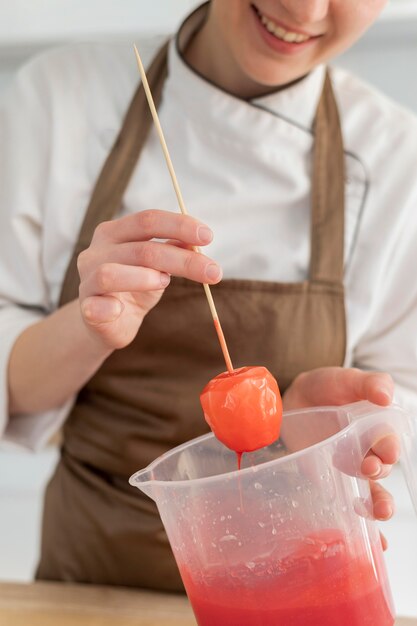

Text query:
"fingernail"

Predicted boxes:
[[378, 386, 392, 403], [206, 264, 222, 281], [160, 273, 171, 288], [369, 463, 382, 478], [82, 304, 93, 321], [198, 226, 213, 244], [384, 505, 393, 519]]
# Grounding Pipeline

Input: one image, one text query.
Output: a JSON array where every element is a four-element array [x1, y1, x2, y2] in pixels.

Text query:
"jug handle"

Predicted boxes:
[[340, 401, 417, 517]]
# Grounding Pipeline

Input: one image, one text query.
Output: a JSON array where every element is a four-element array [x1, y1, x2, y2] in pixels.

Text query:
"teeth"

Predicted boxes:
[[283, 32, 297, 42], [259, 12, 310, 43]]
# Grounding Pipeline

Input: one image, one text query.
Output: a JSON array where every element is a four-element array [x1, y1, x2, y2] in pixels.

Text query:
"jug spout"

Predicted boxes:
[[129, 468, 155, 500]]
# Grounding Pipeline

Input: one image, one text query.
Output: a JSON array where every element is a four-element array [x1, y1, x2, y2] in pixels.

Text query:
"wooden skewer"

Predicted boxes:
[[134, 44, 234, 374]]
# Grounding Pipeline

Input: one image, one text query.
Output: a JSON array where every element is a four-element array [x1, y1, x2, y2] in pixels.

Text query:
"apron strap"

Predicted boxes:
[[309, 71, 345, 285], [59, 41, 170, 306]]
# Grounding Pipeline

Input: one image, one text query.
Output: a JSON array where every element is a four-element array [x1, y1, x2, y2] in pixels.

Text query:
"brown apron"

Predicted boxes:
[[36, 43, 346, 591]]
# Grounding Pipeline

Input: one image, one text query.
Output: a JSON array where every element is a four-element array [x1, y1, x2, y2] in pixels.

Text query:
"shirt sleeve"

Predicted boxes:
[[0, 56, 75, 450], [351, 180, 417, 417]]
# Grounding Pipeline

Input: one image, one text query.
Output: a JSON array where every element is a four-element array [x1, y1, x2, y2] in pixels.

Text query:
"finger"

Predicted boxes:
[[101, 241, 223, 284], [361, 434, 400, 477], [81, 295, 124, 326], [165, 239, 193, 250], [80, 263, 171, 298], [361, 455, 392, 480], [370, 434, 401, 465], [370, 481, 394, 521], [291, 367, 394, 408], [92, 210, 214, 246], [359, 372, 394, 406]]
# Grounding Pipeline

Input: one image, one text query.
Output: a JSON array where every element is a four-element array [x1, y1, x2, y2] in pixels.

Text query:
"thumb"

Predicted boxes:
[[81, 295, 124, 326]]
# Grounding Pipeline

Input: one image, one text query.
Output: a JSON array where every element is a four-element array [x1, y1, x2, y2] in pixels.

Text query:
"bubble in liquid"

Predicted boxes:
[[220, 534, 238, 542], [254, 482, 263, 490], [246, 561, 256, 570], [291, 500, 299, 508], [325, 542, 342, 558], [272, 528, 277, 535]]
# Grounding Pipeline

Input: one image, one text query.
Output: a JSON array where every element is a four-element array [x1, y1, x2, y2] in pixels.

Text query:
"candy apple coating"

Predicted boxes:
[[200, 366, 283, 453]]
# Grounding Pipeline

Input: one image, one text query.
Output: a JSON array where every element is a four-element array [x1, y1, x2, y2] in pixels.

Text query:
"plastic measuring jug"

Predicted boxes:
[[129, 401, 417, 626]]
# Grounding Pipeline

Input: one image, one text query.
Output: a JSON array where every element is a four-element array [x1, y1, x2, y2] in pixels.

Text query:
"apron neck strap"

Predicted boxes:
[[309, 70, 345, 284]]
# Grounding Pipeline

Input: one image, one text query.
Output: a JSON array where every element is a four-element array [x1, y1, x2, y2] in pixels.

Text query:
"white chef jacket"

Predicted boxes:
[[1, 12, 417, 449]]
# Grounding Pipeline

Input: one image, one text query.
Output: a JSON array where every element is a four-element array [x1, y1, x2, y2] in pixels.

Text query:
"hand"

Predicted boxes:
[[77, 209, 222, 350], [283, 367, 399, 548]]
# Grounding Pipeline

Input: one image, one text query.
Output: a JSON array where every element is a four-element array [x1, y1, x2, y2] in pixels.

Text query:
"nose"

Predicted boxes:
[[279, 0, 330, 23]]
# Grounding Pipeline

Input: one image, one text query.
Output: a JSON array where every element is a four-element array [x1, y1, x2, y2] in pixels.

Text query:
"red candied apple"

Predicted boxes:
[[200, 366, 282, 453]]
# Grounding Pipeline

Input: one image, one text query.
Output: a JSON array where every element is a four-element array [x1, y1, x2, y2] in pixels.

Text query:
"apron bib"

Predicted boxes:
[[36, 42, 346, 591]]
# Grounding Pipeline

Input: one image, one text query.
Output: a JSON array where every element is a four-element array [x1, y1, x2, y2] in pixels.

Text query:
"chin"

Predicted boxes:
[[242, 57, 308, 90]]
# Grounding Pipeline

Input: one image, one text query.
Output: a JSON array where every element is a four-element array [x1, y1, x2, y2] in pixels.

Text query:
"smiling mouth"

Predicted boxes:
[[251, 4, 320, 44]]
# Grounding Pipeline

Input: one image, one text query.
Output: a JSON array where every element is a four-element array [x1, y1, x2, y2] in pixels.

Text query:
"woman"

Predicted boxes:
[[1, 1, 415, 589]]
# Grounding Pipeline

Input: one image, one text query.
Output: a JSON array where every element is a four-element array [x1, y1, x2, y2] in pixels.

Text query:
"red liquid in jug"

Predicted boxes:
[[181, 529, 394, 626]]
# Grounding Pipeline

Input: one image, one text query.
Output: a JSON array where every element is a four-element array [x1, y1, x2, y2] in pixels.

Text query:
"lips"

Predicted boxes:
[[251, 4, 322, 45]]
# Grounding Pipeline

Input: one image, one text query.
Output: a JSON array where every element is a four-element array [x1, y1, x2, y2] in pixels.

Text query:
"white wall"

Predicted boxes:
[[0, 0, 201, 90], [0, 0, 200, 43], [336, 19, 417, 114]]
